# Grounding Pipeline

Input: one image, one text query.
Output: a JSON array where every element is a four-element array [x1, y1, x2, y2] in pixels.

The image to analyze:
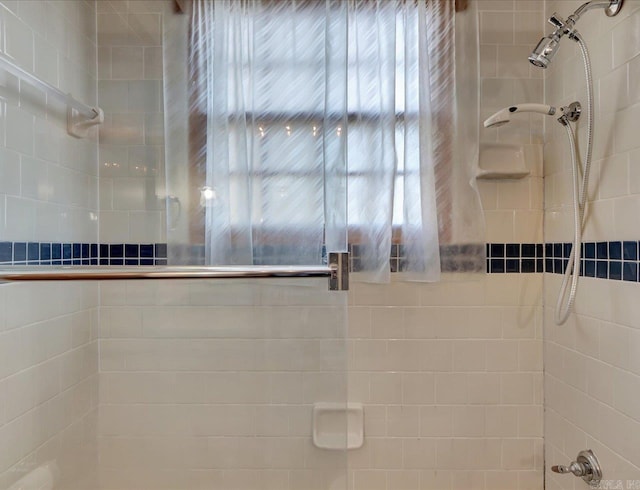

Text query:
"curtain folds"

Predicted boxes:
[[184, 0, 484, 281]]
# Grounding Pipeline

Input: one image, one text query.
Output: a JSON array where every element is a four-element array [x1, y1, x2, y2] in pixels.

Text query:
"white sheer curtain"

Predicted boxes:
[[189, 0, 348, 267], [187, 0, 482, 282], [345, 1, 440, 282]]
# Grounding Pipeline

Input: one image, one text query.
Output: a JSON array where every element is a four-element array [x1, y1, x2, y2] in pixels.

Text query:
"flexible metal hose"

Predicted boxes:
[[575, 34, 595, 210], [554, 33, 594, 325], [555, 119, 582, 324]]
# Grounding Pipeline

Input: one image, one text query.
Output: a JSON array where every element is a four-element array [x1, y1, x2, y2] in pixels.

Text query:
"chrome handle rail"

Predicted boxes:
[[0, 52, 97, 118], [0, 52, 103, 137], [0, 252, 350, 291]]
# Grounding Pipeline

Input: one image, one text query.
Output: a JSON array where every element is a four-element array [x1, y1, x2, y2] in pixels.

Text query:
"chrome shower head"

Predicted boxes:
[[528, 0, 624, 68], [528, 36, 560, 69]]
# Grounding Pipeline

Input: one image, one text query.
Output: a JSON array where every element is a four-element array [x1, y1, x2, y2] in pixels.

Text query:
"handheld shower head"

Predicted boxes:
[[483, 103, 556, 129]]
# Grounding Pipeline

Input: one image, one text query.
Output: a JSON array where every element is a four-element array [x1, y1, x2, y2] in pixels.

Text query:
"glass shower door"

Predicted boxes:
[[90, 5, 353, 488], [0, 1, 348, 489]]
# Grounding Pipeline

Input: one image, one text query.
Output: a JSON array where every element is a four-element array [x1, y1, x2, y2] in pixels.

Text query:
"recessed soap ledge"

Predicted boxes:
[[476, 142, 531, 180], [313, 403, 364, 450]]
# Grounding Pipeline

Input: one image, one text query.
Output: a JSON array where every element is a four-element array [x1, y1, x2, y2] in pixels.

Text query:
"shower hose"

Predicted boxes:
[[554, 33, 594, 325]]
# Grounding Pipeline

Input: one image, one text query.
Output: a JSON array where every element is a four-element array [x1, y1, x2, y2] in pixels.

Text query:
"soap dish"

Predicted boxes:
[[477, 142, 530, 180], [312, 402, 364, 450]]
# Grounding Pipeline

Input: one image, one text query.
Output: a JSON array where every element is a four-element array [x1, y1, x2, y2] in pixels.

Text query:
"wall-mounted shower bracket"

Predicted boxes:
[[561, 102, 582, 123], [328, 252, 349, 291], [67, 106, 104, 139]]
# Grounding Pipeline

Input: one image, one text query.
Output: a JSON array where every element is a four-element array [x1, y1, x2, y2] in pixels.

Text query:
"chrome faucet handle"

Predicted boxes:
[[552, 462, 587, 476], [551, 450, 603, 485]]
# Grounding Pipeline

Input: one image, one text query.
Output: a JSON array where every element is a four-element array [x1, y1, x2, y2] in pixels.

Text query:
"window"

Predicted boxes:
[[187, 1, 448, 244], [184, 0, 461, 278]]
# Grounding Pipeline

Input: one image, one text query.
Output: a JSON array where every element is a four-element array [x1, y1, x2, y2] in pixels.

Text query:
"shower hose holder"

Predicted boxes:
[[551, 449, 603, 485], [559, 101, 582, 123]]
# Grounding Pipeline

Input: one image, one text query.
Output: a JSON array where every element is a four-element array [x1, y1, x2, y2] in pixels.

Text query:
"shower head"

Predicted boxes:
[[528, 0, 624, 68], [528, 35, 560, 69], [483, 103, 556, 129]]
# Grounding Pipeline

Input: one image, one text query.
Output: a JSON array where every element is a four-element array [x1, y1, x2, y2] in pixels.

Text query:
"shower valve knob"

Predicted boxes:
[[551, 462, 587, 476], [551, 450, 602, 485]]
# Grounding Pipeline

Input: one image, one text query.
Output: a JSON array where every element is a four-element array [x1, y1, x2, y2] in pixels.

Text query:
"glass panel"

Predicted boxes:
[[0, 3, 349, 490], [97, 278, 348, 490], [0, 0, 101, 488], [137, 8, 350, 486]]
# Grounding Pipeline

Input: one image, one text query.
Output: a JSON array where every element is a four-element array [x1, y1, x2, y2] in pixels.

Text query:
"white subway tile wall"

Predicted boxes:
[[98, 278, 349, 490], [346, 274, 544, 490], [544, 0, 640, 487], [0, 281, 100, 489], [477, 0, 545, 245], [0, 1, 99, 244], [343, 4, 542, 488], [97, 0, 167, 244], [96, 274, 543, 490], [0, 1, 100, 489]]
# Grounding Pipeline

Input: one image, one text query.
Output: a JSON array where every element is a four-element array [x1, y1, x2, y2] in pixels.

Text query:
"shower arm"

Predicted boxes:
[[573, 0, 623, 18], [550, 0, 623, 37]]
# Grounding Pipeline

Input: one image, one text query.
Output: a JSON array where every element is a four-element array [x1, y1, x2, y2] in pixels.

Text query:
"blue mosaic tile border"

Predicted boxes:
[[546, 241, 640, 282], [0, 241, 638, 282], [0, 242, 167, 266], [486, 243, 545, 274], [487, 240, 640, 281]]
